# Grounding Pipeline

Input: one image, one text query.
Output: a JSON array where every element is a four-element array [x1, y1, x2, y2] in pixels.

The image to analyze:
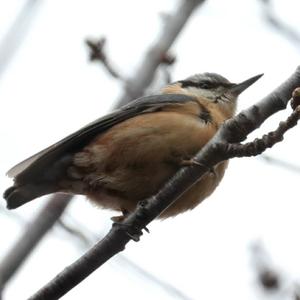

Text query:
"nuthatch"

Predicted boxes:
[[3, 72, 262, 219]]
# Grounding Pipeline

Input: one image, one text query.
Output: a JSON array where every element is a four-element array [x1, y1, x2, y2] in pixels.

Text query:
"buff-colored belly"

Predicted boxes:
[[64, 110, 226, 218], [159, 161, 227, 218]]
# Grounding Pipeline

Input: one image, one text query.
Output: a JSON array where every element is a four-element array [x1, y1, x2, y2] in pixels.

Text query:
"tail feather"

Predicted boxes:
[[3, 183, 58, 209]]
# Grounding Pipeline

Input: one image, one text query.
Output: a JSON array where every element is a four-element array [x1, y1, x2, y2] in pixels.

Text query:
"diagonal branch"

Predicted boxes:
[[56, 217, 193, 300], [28, 67, 300, 300], [118, 0, 205, 105], [260, 155, 300, 173], [0, 0, 42, 78], [259, 0, 300, 48]]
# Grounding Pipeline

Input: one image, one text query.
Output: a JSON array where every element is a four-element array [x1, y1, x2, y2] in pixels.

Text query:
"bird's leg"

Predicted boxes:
[[111, 204, 150, 241], [111, 209, 142, 242]]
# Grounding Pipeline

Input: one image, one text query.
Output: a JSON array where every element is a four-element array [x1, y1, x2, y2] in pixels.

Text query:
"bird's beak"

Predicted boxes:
[[230, 74, 264, 96]]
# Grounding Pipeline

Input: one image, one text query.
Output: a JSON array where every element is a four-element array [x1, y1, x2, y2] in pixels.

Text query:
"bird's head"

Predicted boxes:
[[179, 72, 263, 101], [162, 72, 263, 116]]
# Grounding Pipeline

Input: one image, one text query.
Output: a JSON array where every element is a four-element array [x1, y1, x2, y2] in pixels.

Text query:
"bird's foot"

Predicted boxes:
[[112, 222, 143, 242], [111, 207, 149, 241]]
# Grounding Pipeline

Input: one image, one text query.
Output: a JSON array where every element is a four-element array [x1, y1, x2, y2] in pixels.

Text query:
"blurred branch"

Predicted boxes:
[[0, 0, 42, 78], [144, 52, 177, 95], [28, 67, 300, 299], [0, 206, 192, 299], [85, 37, 176, 91], [57, 215, 193, 300], [259, 0, 300, 48], [85, 0, 202, 103], [85, 35, 177, 88], [56, 219, 92, 248], [85, 37, 123, 79], [1, 0, 204, 297], [260, 155, 300, 173], [116, 255, 193, 300], [251, 242, 300, 300], [118, 0, 205, 105], [251, 242, 281, 292], [0, 194, 71, 292], [159, 52, 177, 84], [295, 286, 300, 300]]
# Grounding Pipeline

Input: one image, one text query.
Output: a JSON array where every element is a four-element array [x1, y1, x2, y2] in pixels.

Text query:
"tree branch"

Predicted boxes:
[[28, 67, 300, 300], [259, 0, 300, 48], [260, 155, 300, 173], [221, 106, 300, 159], [85, 0, 203, 104], [56, 216, 193, 300], [0, 0, 42, 78], [118, 0, 205, 105]]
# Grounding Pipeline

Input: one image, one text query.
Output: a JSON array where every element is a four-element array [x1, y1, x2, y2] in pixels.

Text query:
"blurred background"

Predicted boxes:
[[0, 0, 300, 299]]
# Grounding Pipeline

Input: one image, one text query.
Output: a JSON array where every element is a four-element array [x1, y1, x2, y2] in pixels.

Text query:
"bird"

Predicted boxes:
[[3, 72, 262, 219]]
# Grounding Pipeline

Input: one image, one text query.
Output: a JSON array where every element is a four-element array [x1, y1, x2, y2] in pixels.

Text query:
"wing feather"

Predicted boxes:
[[8, 93, 197, 182]]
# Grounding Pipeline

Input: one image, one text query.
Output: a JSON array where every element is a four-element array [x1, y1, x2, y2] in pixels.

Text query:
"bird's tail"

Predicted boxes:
[[3, 183, 58, 209]]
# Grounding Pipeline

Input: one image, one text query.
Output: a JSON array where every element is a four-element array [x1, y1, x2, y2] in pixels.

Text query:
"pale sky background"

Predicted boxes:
[[0, 0, 300, 299]]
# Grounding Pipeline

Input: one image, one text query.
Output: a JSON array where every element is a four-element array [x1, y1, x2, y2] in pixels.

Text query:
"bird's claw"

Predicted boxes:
[[112, 222, 143, 242], [111, 206, 150, 240]]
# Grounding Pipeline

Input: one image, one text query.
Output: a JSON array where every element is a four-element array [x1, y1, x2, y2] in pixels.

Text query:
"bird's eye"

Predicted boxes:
[[198, 82, 213, 89]]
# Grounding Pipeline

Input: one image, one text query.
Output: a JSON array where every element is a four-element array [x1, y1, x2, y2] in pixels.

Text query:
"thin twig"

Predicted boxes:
[[56, 219, 91, 248], [116, 255, 194, 300], [259, 0, 300, 48], [85, 37, 122, 79], [0, 0, 42, 78], [260, 155, 300, 173], [222, 106, 300, 159], [258, 88, 300, 173], [144, 52, 176, 95], [295, 285, 300, 300], [28, 67, 300, 300], [118, 0, 205, 105]]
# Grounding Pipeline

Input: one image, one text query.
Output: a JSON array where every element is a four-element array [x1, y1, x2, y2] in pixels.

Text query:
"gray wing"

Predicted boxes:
[[8, 93, 197, 183]]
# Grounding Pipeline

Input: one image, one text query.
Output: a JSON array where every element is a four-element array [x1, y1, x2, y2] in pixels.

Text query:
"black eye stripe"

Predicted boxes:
[[178, 80, 234, 89], [178, 80, 216, 89]]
